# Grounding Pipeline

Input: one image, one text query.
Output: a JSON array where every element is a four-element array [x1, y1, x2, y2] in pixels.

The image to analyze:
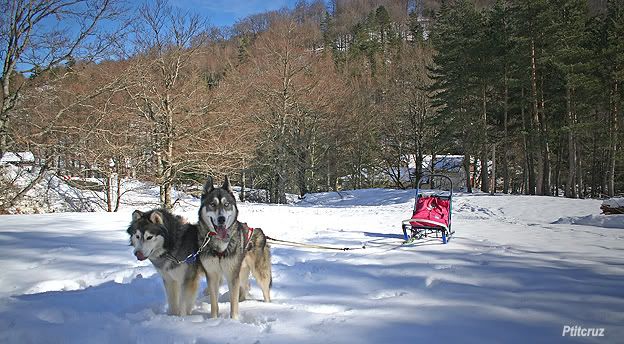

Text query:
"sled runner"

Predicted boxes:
[[402, 174, 454, 244]]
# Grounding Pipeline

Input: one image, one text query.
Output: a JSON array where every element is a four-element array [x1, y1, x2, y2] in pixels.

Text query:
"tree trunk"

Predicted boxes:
[[521, 87, 535, 195], [0, 40, 16, 161], [530, 39, 543, 195], [427, 150, 434, 188], [413, 152, 423, 189], [276, 139, 287, 204], [608, 81, 618, 197], [430, 154, 436, 189], [480, 150, 488, 193], [502, 71, 510, 194], [480, 85, 489, 193], [271, 170, 278, 204], [157, 149, 173, 209], [161, 120, 174, 209], [240, 164, 246, 202], [277, 121, 287, 203], [540, 75, 551, 196], [576, 142, 584, 199], [463, 154, 472, 193], [0, 114, 8, 161], [590, 135, 598, 198], [309, 136, 316, 192], [554, 137, 563, 197], [430, 153, 435, 177], [106, 174, 113, 212], [114, 172, 122, 212], [490, 144, 496, 195], [326, 153, 331, 191], [297, 150, 309, 197], [566, 85, 577, 198], [356, 135, 363, 189]]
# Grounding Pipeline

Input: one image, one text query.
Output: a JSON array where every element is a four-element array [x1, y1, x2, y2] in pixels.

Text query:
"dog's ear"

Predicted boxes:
[[132, 210, 143, 221], [150, 211, 165, 225], [222, 175, 233, 194], [202, 176, 214, 198]]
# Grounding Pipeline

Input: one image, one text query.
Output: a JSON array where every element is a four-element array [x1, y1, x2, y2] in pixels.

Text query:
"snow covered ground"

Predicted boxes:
[[0, 188, 623, 343]]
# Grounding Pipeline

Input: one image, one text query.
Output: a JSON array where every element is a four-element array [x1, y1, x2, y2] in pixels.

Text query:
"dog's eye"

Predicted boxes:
[[223, 202, 230, 207], [146, 235, 153, 240], [210, 202, 217, 208], [135, 234, 140, 239]]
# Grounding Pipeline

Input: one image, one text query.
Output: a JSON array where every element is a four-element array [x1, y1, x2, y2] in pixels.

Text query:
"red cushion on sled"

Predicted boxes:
[[409, 196, 450, 228]]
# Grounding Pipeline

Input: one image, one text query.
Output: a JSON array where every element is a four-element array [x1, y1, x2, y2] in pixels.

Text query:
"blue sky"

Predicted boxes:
[[169, 0, 301, 27], [14, 0, 304, 72]]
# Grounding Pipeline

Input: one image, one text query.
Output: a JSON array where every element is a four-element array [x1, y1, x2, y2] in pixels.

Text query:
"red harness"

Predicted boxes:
[[245, 227, 254, 250], [246, 227, 254, 242]]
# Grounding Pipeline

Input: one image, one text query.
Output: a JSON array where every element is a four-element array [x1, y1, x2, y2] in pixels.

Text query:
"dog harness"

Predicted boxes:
[[245, 227, 254, 251], [207, 224, 254, 258], [162, 230, 216, 264]]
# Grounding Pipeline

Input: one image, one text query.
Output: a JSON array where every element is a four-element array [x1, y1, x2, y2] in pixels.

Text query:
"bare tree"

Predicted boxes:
[[126, 0, 232, 209], [233, 16, 343, 201], [1, 59, 132, 211], [380, 42, 435, 188], [69, 61, 146, 212], [0, 0, 124, 159], [0, 0, 124, 211]]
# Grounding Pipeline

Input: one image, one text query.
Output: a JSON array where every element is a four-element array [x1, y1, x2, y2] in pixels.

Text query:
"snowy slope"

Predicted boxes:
[[0, 190, 623, 343]]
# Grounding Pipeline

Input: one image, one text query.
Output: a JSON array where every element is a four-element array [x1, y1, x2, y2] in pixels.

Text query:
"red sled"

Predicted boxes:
[[402, 174, 454, 244]]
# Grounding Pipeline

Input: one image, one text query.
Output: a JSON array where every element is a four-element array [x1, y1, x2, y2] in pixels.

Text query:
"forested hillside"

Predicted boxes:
[[1, 0, 622, 210]]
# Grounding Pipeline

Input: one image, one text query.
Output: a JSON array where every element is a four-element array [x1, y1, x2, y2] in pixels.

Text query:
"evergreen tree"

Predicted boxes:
[[486, 0, 517, 193], [545, 0, 591, 198], [429, 0, 486, 192], [604, 0, 624, 196]]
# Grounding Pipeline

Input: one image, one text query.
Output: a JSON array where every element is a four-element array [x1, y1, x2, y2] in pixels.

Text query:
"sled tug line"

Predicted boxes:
[[265, 236, 367, 251]]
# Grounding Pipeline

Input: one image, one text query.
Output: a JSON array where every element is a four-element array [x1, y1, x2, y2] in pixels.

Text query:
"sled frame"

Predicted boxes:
[[402, 174, 454, 244]]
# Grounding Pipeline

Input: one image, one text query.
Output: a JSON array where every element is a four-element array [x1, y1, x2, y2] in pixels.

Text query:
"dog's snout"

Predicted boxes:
[[217, 216, 226, 225]]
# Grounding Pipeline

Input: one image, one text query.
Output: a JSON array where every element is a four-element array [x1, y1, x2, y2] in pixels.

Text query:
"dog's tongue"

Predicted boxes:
[[135, 251, 147, 261], [216, 226, 228, 240]]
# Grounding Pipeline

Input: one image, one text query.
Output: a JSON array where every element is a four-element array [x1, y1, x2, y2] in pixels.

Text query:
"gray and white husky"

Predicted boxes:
[[127, 208, 202, 316], [198, 176, 272, 319]]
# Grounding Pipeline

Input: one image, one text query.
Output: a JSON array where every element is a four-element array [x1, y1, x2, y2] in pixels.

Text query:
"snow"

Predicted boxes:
[[0, 152, 34, 164], [419, 154, 465, 172], [1, 162, 297, 214], [554, 214, 624, 229], [0, 188, 623, 343], [385, 155, 466, 185], [0, 164, 202, 213], [603, 197, 624, 208]]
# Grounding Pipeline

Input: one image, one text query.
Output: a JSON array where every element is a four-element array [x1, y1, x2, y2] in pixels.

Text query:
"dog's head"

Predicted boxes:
[[127, 209, 169, 261], [199, 176, 238, 241]]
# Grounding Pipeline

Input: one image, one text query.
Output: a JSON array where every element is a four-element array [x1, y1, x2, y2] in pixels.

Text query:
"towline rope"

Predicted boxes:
[[265, 236, 366, 251]]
